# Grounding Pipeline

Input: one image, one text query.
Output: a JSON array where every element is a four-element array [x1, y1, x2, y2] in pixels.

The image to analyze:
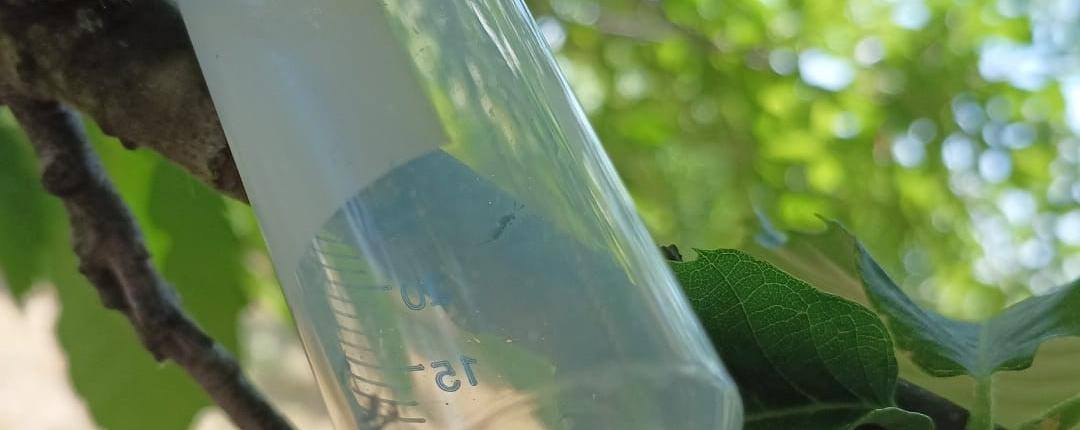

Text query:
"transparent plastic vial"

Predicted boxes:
[[179, 0, 742, 428]]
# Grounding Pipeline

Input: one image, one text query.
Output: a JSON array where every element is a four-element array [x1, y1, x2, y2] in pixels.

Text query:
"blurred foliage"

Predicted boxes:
[[0, 0, 1077, 428], [529, 0, 1080, 320], [0, 116, 57, 298], [753, 220, 1080, 427]]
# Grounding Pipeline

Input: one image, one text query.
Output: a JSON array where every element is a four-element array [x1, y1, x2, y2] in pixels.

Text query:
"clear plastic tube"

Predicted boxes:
[[179, 0, 742, 428]]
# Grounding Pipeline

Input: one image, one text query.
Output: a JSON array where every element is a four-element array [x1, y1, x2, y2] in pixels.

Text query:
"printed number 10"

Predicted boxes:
[[431, 356, 479, 392]]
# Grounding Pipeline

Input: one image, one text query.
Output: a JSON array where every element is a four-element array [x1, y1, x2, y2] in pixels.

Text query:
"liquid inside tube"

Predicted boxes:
[[291, 150, 739, 429], [177, 0, 743, 427]]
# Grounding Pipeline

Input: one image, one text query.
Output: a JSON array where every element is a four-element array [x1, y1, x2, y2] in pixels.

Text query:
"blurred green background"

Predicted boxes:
[[0, 0, 1078, 428]]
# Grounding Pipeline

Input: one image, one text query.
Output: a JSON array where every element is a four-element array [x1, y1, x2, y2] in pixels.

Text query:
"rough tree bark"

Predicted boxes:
[[0, 0, 244, 200], [0, 1, 985, 430]]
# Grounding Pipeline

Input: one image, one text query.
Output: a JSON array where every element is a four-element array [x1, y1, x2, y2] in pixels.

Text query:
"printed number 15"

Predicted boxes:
[[431, 356, 479, 392]]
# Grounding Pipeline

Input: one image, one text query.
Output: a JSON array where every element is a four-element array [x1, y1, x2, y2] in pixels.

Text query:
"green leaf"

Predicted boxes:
[[857, 244, 1080, 377], [85, 120, 166, 259], [750, 221, 1080, 428], [55, 130, 251, 429], [672, 249, 932, 430], [147, 160, 248, 352], [853, 224, 1080, 429], [745, 217, 867, 305], [0, 114, 59, 298], [1, 109, 215, 429], [853, 407, 937, 430]]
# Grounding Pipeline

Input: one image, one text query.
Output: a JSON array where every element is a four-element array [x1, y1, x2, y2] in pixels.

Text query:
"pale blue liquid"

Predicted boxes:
[[291, 151, 740, 429]]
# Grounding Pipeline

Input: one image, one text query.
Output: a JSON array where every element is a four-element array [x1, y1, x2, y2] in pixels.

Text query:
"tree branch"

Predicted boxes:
[[3, 95, 292, 430], [0, 0, 245, 201]]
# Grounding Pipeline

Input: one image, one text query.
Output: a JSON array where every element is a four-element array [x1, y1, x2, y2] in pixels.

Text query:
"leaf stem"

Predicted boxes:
[[968, 375, 994, 430]]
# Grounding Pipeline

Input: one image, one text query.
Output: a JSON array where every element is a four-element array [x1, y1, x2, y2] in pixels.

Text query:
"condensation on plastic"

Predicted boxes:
[[179, 0, 743, 428]]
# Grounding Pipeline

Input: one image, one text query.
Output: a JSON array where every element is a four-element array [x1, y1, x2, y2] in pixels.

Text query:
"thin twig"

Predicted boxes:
[[4, 96, 293, 430]]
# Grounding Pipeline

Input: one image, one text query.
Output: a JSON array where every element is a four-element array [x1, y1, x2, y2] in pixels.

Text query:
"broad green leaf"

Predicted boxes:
[[746, 216, 866, 304], [85, 120, 168, 261], [147, 160, 248, 352], [751, 221, 1080, 428], [853, 223, 1080, 429], [857, 243, 1080, 378], [0, 113, 58, 298], [672, 249, 932, 430]]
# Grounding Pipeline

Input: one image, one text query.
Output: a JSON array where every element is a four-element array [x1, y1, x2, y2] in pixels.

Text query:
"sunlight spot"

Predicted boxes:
[[893, 0, 932, 29], [949, 171, 985, 197], [1048, 177, 1075, 205], [1034, 212, 1059, 240], [1065, 254, 1080, 280], [832, 111, 861, 139], [892, 135, 925, 167], [1018, 239, 1054, 269], [1002, 122, 1036, 149], [909, 118, 938, 143], [982, 122, 1004, 147], [1029, 272, 1059, 295], [551, 0, 600, 25], [769, 11, 802, 39], [798, 49, 854, 91], [1055, 210, 1080, 245], [979, 39, 1051, 91], [537, 17, 566, 51], [615, 69, 649, 100], [952, 95, 986, 134], [997, 0, 1028, 18], [998, 189, 1036, 225], [1062, 78, 1080, 134], [978, 149, 1012, 183], [942, 133, 976, 171], [854, 37, 885, 65]]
